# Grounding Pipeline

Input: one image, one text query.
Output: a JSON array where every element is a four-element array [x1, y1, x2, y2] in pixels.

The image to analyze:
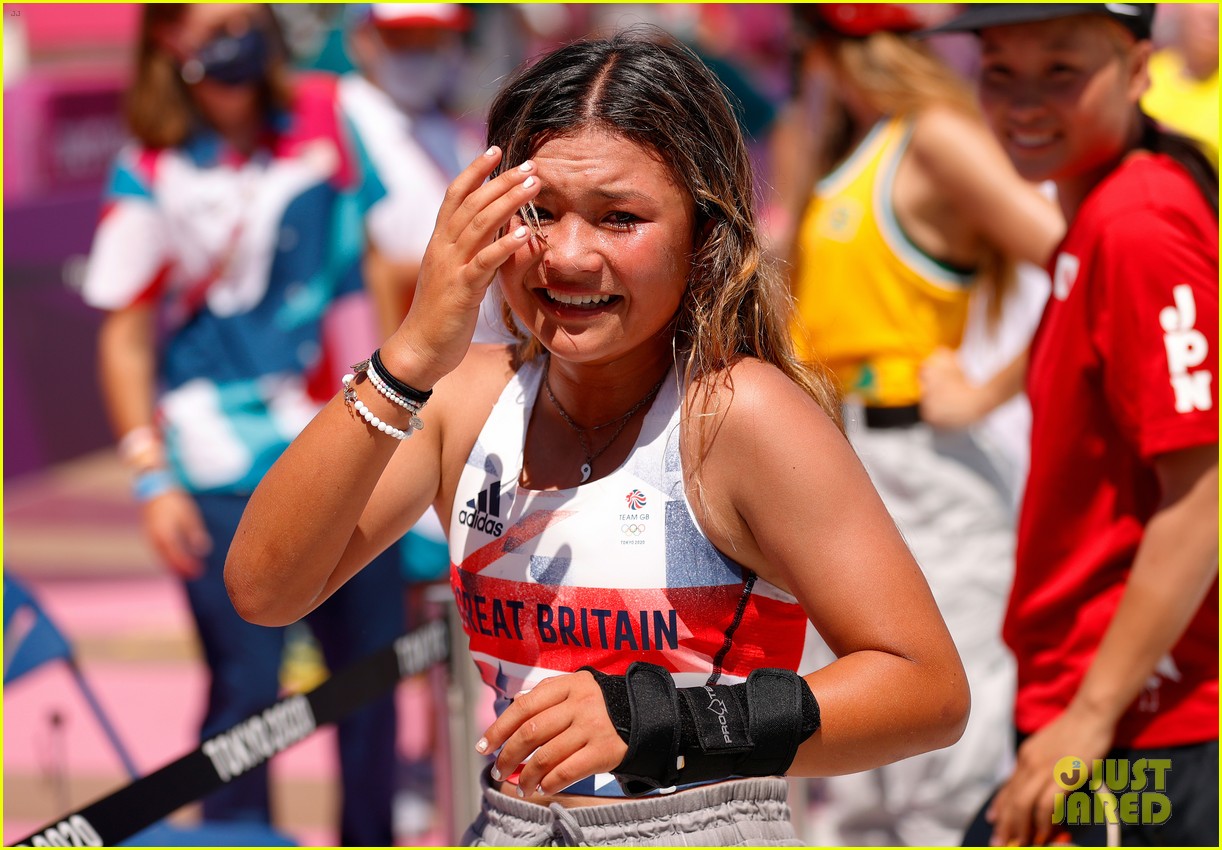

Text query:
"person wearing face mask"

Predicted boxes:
[[353, 3, 471, 169], [366, 6, 466, 125], [81, 4, 406, 843], [340, 4, 498, 339], [339, 8, 492, 834]]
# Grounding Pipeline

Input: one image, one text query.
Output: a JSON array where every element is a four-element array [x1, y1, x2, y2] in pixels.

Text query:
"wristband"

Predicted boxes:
[[118, 425, 165, 471], [132, 468, 180, 502], [583, 662, 820, 796], [369, 349, 433, 406]]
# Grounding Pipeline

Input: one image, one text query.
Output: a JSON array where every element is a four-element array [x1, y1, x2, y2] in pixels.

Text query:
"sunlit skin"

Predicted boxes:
[[977, 16, 1151, 218], [499, 128, 696, 422], [227, 143, 969, 809]]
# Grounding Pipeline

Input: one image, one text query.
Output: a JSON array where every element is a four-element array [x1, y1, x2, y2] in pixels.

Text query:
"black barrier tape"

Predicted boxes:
[[11, 619, 449, 847]]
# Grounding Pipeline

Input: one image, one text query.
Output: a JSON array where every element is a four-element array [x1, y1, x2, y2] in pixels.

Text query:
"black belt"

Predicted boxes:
[[863, 404, 922, 429]]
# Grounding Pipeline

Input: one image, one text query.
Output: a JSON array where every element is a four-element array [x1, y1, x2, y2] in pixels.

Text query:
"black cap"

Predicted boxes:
[[923, 4, 1155, 41]]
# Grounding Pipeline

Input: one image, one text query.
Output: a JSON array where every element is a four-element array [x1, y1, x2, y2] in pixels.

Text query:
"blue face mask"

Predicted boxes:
[[181, 27, 271, 87]]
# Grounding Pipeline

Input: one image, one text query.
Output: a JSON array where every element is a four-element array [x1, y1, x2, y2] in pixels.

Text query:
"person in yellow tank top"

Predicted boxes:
[[792, 115, 978, 408], [772, 5, 1064, 846]]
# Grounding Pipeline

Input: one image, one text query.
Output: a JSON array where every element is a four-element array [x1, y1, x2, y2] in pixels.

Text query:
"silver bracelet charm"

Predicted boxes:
[[350, 359, 426, 433], [342, 374, 411, 440]]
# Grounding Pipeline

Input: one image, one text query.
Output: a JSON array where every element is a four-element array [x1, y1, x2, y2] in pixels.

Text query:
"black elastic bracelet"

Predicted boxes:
[[370, 348, 433, 405]]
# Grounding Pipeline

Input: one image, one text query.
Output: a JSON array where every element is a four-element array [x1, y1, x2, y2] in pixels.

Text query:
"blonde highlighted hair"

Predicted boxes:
[[834, 30, 978, 120]]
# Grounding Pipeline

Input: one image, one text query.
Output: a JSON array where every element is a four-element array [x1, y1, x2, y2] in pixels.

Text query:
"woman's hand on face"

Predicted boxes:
[[383, 146, 542, 388], [477, 670, 628, 798], [141, 490, 212, 580]]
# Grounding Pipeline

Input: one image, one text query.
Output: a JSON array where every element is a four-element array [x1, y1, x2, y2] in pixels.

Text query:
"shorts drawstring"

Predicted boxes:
[[549, 803, 588, 846]]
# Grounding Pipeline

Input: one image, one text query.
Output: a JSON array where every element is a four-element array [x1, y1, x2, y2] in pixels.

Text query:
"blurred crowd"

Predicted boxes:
[[4, 3, 1217, 847]]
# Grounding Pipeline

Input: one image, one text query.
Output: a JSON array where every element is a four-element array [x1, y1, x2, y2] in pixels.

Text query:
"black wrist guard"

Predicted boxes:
[[583, 662, 820, 796]]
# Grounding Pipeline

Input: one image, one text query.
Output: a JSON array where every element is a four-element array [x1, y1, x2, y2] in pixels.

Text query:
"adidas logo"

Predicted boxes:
[[459, 480, 507, 537]]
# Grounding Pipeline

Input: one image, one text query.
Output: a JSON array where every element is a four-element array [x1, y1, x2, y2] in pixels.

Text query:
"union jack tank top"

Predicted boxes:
[[448, 357, 815, 796]]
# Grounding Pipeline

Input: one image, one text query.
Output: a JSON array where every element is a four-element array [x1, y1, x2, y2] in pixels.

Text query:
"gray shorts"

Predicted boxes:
[[462, 771, 802, 846]]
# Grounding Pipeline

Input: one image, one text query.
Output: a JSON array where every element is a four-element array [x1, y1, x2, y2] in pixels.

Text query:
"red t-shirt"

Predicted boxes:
[[1010, 153, 1219, 747]]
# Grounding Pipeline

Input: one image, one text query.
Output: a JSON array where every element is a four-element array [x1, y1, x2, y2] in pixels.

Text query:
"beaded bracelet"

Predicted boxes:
[[370, 348, 433, 405], [366, 359, 424, 414], [349, 354, 427, 431], [343, 374, 410, 441], [133, 468, 180, 502]]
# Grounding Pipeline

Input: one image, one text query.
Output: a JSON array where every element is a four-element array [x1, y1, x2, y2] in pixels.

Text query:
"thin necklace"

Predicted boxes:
[[543, 363, 667, 484]]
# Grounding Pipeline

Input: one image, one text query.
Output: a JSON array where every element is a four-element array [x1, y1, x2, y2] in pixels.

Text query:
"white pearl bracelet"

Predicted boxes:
[[367, 360, 424, 414], [343, 374, 411, 441]]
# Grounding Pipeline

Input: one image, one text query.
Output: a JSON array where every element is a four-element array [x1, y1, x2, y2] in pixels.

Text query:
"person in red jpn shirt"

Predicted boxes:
[[929, 4, 1218, 847]]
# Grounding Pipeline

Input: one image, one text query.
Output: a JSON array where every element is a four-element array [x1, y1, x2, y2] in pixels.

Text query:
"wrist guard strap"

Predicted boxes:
[[583, 662, 820, 796]]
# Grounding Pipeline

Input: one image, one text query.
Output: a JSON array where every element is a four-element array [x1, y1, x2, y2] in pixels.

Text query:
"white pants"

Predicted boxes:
[[809, 414, 1016, 847]]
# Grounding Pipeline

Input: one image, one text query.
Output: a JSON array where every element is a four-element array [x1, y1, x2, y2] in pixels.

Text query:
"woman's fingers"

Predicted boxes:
[[482, 683, 567, 770], [1031, 785, 1060, 847], [518, 725, 623, 797], [434, 145, 503, 228], [453, 169, 542, 260], [393, 154, 539, 382], [490, 706, 573, 786], [479, 673, 626, 798], [467, 223, 534, 284], [439, 158, 540, 252], [991, 775, 1039, 847], [422, 157, 540, 310], [487, 707, 623, 799], [144, 491, 210, 579]]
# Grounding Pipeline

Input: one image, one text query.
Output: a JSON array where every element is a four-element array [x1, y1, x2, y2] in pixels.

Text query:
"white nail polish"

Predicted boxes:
[[516, 785, 525, 798], [490, 764, 503, 781], [476, 738, 489, 753], [518, 160, 533, 172], [523, 176, 536, 189], [513, 226, 528, 239], [485, 146, 497, 157]]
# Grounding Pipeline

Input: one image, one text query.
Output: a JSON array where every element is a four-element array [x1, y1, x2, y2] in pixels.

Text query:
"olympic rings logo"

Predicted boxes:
[[621, 523, 647, 536]]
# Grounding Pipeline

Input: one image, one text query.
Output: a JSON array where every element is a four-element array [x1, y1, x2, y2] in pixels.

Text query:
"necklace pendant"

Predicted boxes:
[[579, 463, 592, 483]]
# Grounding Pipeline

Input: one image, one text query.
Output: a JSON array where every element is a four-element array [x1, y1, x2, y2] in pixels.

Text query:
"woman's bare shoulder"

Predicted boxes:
[[909, 104, 990, 156], [684, 357, 839, 433], [436, 344, 519, 400], [680, 357, 846, 501], [678, 358, 859, 587]]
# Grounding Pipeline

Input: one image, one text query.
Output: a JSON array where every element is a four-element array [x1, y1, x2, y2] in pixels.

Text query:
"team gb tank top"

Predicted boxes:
[[448, 357, 815, 796]]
